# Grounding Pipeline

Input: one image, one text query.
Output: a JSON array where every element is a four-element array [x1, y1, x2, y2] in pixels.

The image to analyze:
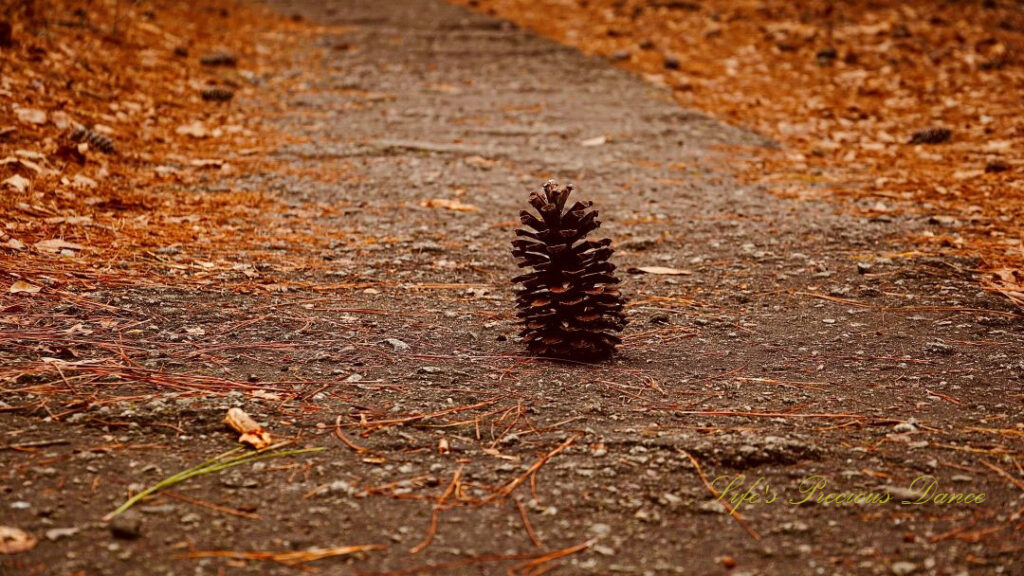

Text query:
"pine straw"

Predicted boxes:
[[179, 544, 387, 566], [0, 0, 349, 293], [453, 0, 1023, 308]]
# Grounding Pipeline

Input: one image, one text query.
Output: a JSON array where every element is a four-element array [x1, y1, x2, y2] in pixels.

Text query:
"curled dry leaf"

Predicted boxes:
[[224, 407, 273, 449], [984, 268, 1024, 309], [0, 526, 37, 555], [627, 266, 692, 276], [8, 280, 41, 294]]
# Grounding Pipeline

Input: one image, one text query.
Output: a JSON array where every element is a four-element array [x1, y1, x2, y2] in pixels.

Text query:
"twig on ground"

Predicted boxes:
[[179, 544, 386, 566], [482, 433, 581, 504], [507, 539, 594, 576], [515, 498, 544, 549], [0, 439, 71, 450], [409, 467, 463, 554], [680, 450, 760, 541], [161, 490, 261, 520], [335, 415, 372, 453]]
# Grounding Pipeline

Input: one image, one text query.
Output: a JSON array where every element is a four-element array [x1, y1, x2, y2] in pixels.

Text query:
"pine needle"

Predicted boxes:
[[103, 443, 325, 521]]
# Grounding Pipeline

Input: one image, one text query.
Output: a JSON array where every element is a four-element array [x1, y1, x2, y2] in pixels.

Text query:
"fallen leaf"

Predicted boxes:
[[14, 107, 47, 125], [0, 526, 37, 554], [464, 155, 497, 169], [1, 156, 43, 174], [1, 174, 30, 193], [176, 121, 210, 139], [9, 280, 41, 294], [628, 266, 692, 275], [35, 239, 86, 253], [482, 447, 521, 461], [251, 390, 282, 401], [65, 323, 93, 335], [71, 174, 98, 189], [422, 198, 480, 212], [190, 158, 225, 169], [224, 407, 273, 449]]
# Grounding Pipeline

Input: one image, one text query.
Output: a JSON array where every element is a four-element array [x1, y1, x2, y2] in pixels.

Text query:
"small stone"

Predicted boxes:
[[857, 262, 873, 274], [325, 480, 356, 497], [776, 521, 810, 533], [697, 500, 727, 514], [45, 527, 80, 541], [220, 473, 259, 489], [663, 54, 681, 70], [384, 338, 410, 351], [893, 421, 917, 433], [891, 561, 918, 575], [923, 341, 954, 355], [588, 523, 612, 537], [109, 511, 143, 540]]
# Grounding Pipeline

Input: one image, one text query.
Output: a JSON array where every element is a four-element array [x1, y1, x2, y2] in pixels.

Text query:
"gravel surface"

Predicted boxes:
[[2, 0, 1022, 574]]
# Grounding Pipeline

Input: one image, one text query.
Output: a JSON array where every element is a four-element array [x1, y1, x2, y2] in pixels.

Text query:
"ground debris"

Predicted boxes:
[[909, 127, 952, 145]]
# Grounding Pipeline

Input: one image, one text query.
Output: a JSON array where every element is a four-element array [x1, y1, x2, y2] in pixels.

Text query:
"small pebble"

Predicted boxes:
[[891, 561, 918, 575], [109, 511, 143, 540]]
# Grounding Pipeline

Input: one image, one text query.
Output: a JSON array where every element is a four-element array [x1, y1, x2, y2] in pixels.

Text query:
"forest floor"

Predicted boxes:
[[1, 1, 1022, 575]]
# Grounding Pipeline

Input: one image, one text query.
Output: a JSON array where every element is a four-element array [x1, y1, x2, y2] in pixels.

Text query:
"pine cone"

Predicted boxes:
[[70, 125, 115, 154], [512, 181, 627, 360]]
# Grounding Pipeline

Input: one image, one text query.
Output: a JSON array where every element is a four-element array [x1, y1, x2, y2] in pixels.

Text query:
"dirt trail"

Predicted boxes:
[[2, 0, 1022, 575]]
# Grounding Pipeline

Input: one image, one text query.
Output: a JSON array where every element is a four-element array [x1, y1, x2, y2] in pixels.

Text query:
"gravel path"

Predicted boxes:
[[2, 1, 1022, 574]]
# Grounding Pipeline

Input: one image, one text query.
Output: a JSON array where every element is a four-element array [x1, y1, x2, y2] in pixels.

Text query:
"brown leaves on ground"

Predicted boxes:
[[0, 0, 339, 292], [455, 0, 1023, 307]]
